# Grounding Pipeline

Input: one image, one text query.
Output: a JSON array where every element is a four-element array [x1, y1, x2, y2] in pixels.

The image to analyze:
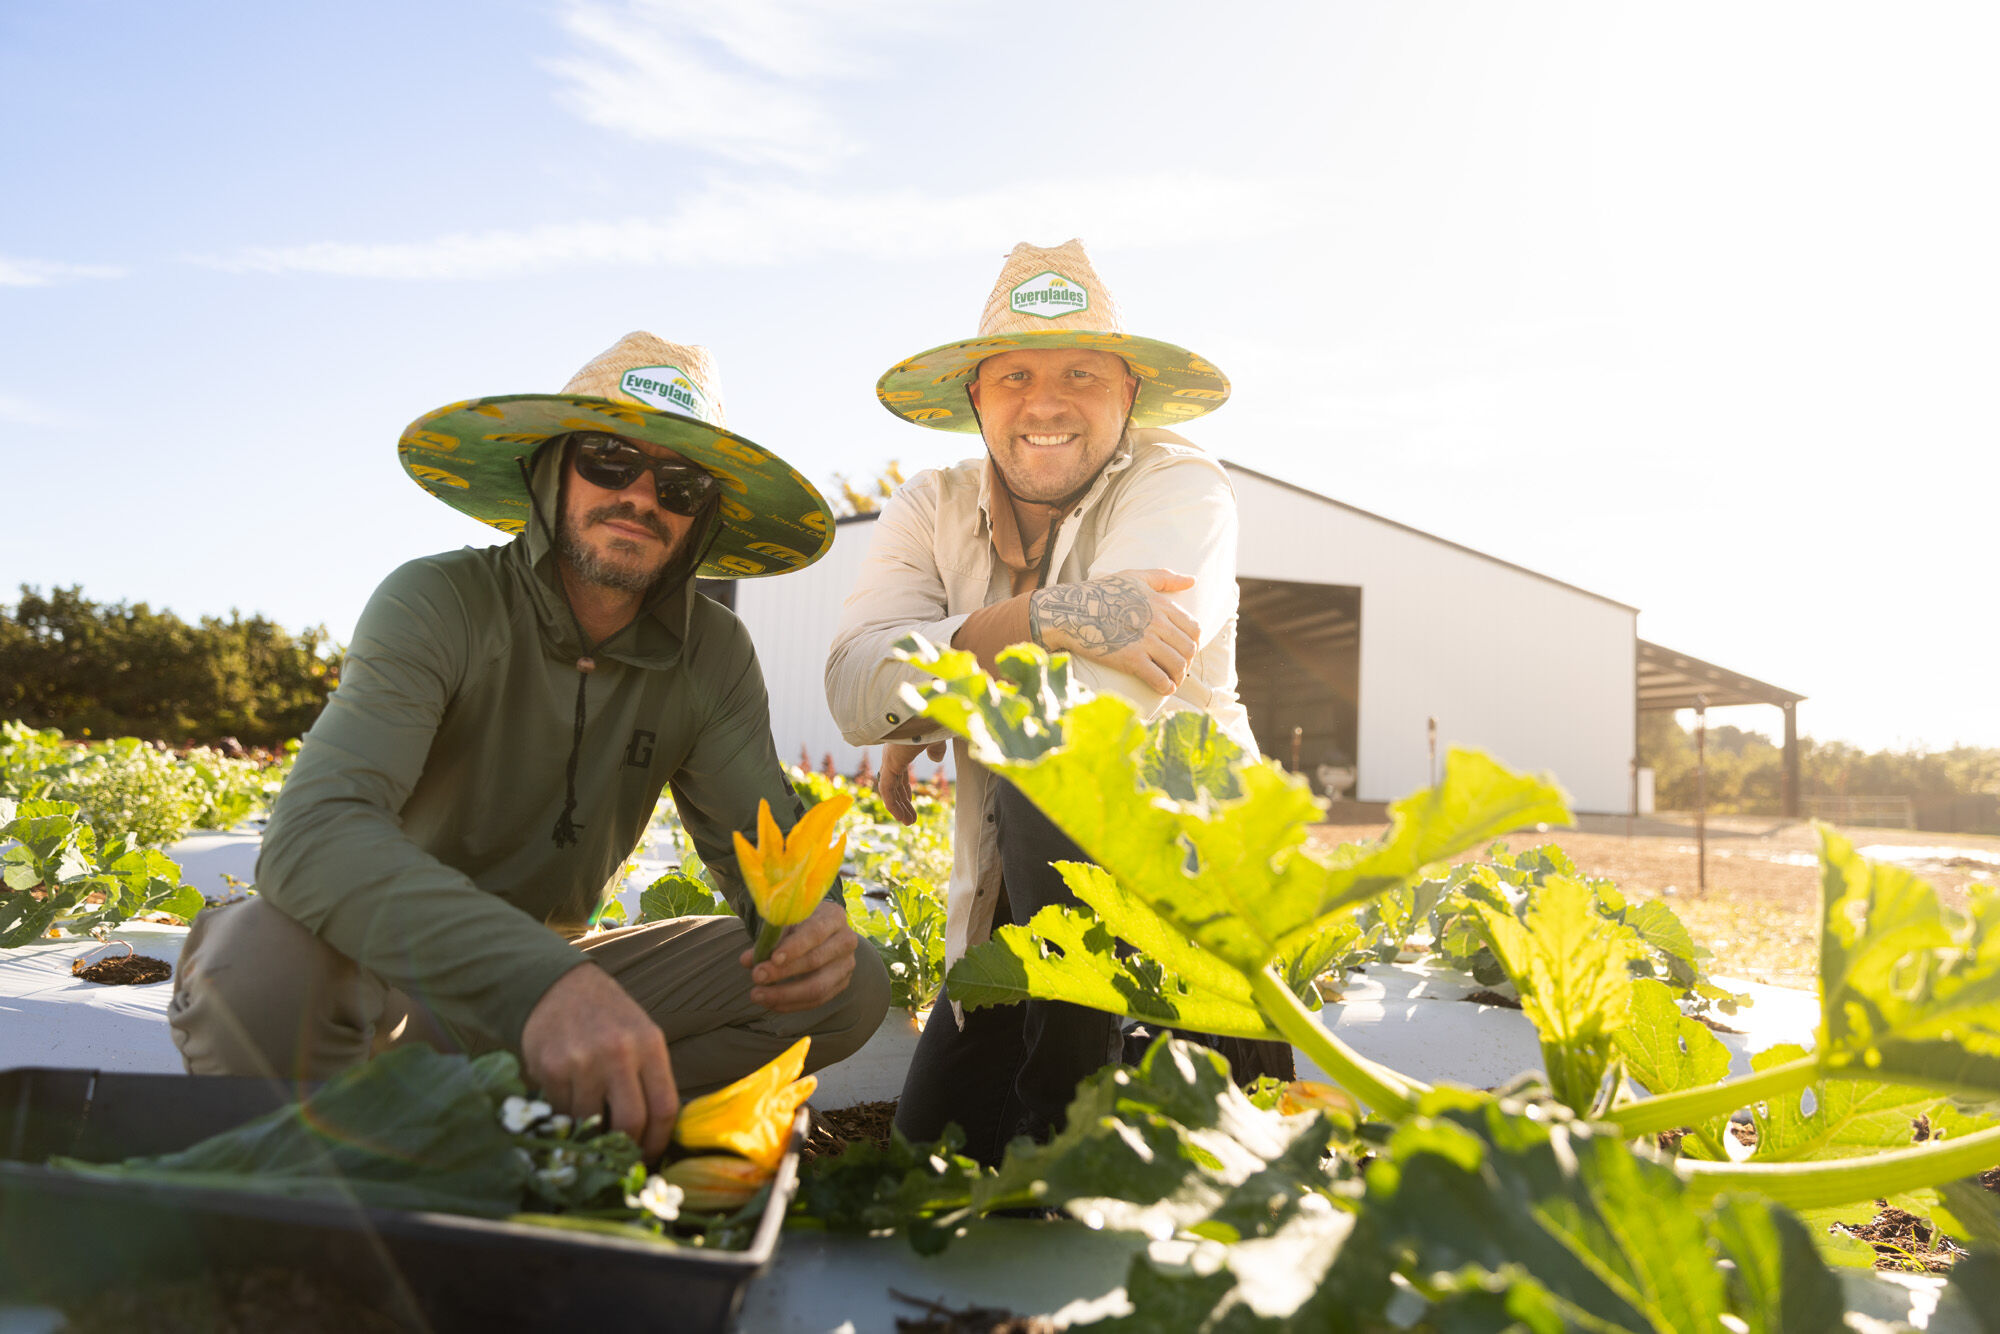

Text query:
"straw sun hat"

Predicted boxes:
[[397, 333, 833, 579], [875, 239, 1231, 434]]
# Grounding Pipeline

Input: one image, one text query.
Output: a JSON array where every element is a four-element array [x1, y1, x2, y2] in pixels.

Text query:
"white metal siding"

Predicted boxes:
[[1228, 468, 1635, 812], [730, 518, 883, 777]]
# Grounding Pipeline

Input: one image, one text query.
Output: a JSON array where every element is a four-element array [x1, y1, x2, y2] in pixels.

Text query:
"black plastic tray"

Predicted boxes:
[[0, 1065, 801, 1331]]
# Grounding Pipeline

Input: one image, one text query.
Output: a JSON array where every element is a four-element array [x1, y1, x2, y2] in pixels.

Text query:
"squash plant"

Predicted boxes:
[[875, 636, 2000, 1327], [0, 797, 205, 946]]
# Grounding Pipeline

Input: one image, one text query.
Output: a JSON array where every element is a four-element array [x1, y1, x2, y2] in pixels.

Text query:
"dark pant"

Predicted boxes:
[[894, 780, 1120, 1166]]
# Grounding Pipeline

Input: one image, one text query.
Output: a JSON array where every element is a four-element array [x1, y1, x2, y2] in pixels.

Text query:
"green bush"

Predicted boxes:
[[0, 584, 340, 747]]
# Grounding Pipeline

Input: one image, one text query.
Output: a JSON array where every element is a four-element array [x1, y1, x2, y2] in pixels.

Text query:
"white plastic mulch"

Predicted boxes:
[[0, 828, 1972, 1331]]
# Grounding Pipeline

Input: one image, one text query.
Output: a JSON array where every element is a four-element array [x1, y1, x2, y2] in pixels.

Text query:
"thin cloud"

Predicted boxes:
[[193, 175, 1337, 280], [544, 0, 935, 170], [0, 255, 126, 288]]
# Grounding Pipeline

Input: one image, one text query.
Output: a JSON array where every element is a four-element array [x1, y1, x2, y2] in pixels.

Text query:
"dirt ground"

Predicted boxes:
[[1309, 814, 2000, 986]]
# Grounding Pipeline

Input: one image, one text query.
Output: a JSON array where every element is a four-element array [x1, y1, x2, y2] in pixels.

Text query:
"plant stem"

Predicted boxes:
[[1676, 1120, 2000, 1211], [1603, 1055, 1822, 1138], [1249, 966, 1426, 1120], [753, 920, 785, 965]]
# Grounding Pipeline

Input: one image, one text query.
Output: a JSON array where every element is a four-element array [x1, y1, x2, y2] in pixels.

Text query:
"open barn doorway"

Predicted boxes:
[[1235, 578, 1361, 798]]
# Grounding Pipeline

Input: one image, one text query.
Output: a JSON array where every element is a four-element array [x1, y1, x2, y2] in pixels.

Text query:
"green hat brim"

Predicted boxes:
[[397, 394, 833, 580], [875, 330, 1230, 433]]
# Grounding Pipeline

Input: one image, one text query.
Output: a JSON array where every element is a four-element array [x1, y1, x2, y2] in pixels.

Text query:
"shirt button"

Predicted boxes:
[[887, 712, 899, 724]]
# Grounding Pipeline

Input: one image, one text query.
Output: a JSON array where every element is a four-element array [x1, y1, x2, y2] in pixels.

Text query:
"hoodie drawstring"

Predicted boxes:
[[516, 448, 728, 851], [520, 452, 596, 849]]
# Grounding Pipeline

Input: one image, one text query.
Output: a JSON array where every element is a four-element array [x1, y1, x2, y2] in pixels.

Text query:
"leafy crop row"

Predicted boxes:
[[796, 638, 2000, 1329], [0, 720, 289, 946]]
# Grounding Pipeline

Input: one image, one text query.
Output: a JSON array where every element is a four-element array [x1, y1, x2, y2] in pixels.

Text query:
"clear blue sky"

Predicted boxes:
[[4, 1, 1995, 752]]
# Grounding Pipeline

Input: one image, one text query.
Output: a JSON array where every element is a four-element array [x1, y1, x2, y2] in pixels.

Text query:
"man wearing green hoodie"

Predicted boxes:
[[169, 335, 889, 1160]]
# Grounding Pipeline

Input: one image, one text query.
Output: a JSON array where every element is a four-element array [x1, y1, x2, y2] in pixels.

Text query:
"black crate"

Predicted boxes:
[[0, 1066, 800, 1332]]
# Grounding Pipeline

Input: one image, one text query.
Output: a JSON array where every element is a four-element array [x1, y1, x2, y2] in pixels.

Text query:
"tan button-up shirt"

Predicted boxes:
[[824, 428, 1256, 975]]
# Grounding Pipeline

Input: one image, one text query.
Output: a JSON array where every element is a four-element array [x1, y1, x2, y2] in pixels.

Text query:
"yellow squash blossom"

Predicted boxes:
[[658, 1154, 774, 1212], [674, 1037, 817, 1172], [1277, 1080, 1356, 1120], [733, 792, 852, 962]]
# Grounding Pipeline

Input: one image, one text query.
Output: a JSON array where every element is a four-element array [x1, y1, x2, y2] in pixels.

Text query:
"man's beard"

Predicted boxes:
[[557, 502, 679, 594]]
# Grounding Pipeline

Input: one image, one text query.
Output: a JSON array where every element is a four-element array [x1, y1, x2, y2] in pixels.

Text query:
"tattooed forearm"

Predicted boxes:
[[1031, 575, 1150, 651]]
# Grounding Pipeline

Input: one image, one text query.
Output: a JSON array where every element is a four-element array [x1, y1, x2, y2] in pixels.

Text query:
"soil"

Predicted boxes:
[[1464, 989, 1522, 1010], [803, 1099, 899, 1164], [70, 952, 172, 985], [1312, 814, 2000, 985], [892, 1290, 1056, 1334], [1838, 1206, 1966, 1273], [58, 1266, 412, 1333]]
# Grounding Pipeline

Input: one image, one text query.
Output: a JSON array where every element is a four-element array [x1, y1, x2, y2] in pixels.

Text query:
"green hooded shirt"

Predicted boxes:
[[257, 445, 805, 1051]]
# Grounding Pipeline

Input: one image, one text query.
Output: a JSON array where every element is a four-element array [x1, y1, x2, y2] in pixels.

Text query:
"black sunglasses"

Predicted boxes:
[[568, 432, 721, 516]]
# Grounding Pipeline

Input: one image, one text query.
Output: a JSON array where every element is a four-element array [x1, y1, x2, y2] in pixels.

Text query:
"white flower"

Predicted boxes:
[[536, 1162, 579, 1191], [501, 1096, 553, 1133], [625, 1175, 684, 1221], [544, 1114, 573, 1137], [890, 962, 908, 977]]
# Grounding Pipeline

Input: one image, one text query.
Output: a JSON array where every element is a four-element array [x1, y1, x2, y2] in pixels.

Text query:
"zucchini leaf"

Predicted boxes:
[[1818, 826, 2000, 1096], [1940, 1247, 2000, 1331], [974, 1037, 1344, 1238], [898, 638, 1568, 975], [1470, 874, 1645, 1114], [1365, 1089, 1763, 1332], [1084, 1203, 1394, 1333], [1613, 978, 1736, 1158], [55, 1045, 531, 1216], [947, 863, 1276, 1039], [1744, 1041, 1959, 1163], [801, 1037, 1354, 1262], [1704, 1194, 1848, 1334]]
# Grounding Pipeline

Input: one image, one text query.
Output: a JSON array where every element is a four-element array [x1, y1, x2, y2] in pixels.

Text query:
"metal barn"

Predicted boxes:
[[709, 460, 1791, 816]]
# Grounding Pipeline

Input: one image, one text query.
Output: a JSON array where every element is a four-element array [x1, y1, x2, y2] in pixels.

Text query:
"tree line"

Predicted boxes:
[[0, 585, 340, 749], [1639, 711, 2000, 831]]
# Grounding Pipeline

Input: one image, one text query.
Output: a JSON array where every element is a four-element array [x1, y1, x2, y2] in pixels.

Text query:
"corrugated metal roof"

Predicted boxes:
[[1636, 640, 1805, 710]]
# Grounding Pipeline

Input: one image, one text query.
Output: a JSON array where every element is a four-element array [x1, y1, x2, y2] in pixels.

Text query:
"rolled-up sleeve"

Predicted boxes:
[[824, 472, 970, 747], [1062, 452, 1241, 714]]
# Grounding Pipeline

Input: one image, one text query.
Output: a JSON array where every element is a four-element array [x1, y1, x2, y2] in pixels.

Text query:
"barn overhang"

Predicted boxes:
[[1636, 639, 1807, 817]]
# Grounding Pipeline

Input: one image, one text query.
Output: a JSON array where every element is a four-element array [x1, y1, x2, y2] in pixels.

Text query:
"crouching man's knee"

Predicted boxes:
[[168, 898, 390, 1081], [801, 943, 891, 1072]]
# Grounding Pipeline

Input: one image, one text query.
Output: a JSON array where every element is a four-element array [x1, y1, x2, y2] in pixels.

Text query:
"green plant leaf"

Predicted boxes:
[[1817, 826, 2000, 1096], [1704, 1194, 1847, 1334], [1139, 710, 1245, 805], [1745, 1042, 1949, 1163], [947, 902, 1278, 1041], [1471, 875, 1644, 1114], [793, 1122, 985, 1256], [1084, 1203, 1393, 1332], [1366, 1089, 1742, 1332], [974, 1037, 1345, 1241], [1940, 1246, 2000, 1332], [54, 1046, 531, 1215], [899, 638, 1568, 975], [640, 869, 730, 922], [1936, 1179, 2000, 1247], [1613, 978, 1736, 1158]]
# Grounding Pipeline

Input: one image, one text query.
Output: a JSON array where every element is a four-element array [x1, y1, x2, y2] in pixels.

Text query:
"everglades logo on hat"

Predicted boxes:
[[1008, 271, 1089, 320], [620, 365, 711, 421]]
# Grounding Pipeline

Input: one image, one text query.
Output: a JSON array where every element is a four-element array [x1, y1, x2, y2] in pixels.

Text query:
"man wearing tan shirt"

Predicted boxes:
[[826, 241, 1275, 1165]]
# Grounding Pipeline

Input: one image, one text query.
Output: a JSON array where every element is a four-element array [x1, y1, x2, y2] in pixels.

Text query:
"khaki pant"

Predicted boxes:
[[168, 898, 890, 1098]]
